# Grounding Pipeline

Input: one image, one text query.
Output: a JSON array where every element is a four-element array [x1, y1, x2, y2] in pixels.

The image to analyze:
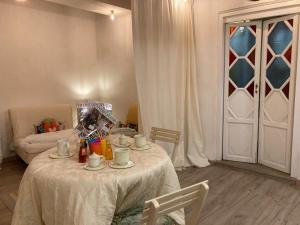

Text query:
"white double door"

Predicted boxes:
[[223, 15, 298, 173]]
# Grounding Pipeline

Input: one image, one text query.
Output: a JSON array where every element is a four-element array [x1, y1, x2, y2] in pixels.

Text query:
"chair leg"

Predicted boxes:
[[171, 145, 178, 165], [147, 200, 160, 225]]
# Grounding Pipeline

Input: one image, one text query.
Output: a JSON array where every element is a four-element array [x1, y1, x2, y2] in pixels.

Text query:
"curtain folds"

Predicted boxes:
[[132, 0, 209, 168]]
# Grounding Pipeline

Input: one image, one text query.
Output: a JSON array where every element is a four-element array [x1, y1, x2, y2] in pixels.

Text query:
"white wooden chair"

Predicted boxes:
[[141, 181, 209, 225], [150, 127, 181, 164]]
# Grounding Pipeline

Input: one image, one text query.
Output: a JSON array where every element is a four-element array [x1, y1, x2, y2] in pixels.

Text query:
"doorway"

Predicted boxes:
[[223, 14, 298, 173]]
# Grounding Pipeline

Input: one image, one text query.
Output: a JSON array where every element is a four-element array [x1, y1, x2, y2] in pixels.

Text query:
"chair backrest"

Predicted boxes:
[[150, 127, 181, 164], [141, 181, 209, 225], [150, 127, 180, 144]]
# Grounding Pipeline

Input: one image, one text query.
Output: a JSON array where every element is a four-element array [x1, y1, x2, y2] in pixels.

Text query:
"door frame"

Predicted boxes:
[[216, 1, 300, 178]]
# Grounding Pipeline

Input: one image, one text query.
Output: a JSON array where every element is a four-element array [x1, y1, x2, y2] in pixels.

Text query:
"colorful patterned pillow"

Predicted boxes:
[[34, 118, 65, 134]]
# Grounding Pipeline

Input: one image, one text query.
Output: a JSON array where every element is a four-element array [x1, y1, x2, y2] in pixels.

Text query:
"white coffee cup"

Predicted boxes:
[[57, 139, 70, 156], [119, 134, 128, 146], [114, 148, 129, 166], [134, 134, 147, 148], [88, 153, 104, 168]]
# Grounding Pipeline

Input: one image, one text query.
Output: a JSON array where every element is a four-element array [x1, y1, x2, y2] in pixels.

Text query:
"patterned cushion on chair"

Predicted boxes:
[[112, 206, 177, 225]]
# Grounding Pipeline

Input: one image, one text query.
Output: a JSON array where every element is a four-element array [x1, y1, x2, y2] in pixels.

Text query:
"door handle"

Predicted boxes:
[[255, 83, 259, 94]]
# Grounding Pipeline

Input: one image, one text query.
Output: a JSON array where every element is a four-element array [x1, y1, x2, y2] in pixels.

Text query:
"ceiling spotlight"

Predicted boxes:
[[110, 10, 115, 21], [16, 0, 27, 2]]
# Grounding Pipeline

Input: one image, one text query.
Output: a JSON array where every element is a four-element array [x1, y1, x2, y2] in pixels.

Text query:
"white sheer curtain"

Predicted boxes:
[[132, 0, 209, 168]]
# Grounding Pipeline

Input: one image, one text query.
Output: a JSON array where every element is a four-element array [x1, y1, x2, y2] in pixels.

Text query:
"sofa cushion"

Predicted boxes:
[[16, 129, 78, 154], [17, 142, 57, 154], [23, 129, 75, 144]]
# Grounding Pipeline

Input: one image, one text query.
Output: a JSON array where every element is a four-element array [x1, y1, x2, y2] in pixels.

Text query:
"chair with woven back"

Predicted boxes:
[[112, 181, 209, 225], [150, 127, 181, 165]]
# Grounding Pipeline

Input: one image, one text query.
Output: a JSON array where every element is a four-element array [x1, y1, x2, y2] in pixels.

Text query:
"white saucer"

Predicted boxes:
[[83, 163, 106, 171], [49, 152, 75, 159], [112, 141, 132, 148], [129, 143, 151, 151], [109, 161, 135, 169]]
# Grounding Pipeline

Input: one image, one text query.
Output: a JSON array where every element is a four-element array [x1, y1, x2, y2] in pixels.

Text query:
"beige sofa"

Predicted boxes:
[[9, 104, 74, 163]]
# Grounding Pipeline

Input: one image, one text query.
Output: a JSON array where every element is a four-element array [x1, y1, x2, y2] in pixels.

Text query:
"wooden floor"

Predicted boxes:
[[1, 159, 300, 225], [0, 158, 26, 225], [178, 165, 300, 225]]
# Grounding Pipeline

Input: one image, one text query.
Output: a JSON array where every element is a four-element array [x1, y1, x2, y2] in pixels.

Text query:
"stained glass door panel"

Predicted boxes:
[[259, 15, 298, 173], [223, 21, 262, 163]]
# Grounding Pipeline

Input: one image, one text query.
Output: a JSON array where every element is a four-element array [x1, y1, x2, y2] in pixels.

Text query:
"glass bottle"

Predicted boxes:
[[101, 138, 107, 157], [79, 139, 88, 163], [105, 141, 113, 160]]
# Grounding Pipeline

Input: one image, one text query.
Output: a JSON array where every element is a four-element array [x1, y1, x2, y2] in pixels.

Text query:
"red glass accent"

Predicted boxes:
[[284, 46, 292, 63], [248, 49, 255, 65], [229, 50, 237, 66], [247, 81, 254, 97], [229, 81, 236, 97], [250, 25, 256, 33], [288, 19, 293, 27], [282, 82, 290, 99], [268, 23, 274, 30], [230, 26, 236, 35], [265, 82, 271, 97], [267, 48, 273, 64]]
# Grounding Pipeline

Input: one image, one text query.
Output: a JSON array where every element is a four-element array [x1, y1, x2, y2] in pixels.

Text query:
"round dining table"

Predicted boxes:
[[12, 136, 185, 225]]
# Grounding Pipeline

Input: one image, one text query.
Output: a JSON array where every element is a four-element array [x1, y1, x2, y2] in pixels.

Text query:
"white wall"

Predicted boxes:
[[96, 14, 137, 122], [0, 0, 136, 158]]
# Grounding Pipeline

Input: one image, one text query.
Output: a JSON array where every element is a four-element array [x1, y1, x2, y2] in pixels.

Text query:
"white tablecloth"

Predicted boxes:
[[12, 139, 185, 225]]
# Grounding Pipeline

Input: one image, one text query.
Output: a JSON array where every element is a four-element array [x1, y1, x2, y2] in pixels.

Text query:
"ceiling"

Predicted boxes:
[[44, 0, 131, 15], [98, 0, 131, 10]]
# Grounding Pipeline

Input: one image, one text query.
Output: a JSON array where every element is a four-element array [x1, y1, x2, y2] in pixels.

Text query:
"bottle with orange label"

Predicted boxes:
[[105, 140, 113, 160], [101, 139, 107, 158]]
